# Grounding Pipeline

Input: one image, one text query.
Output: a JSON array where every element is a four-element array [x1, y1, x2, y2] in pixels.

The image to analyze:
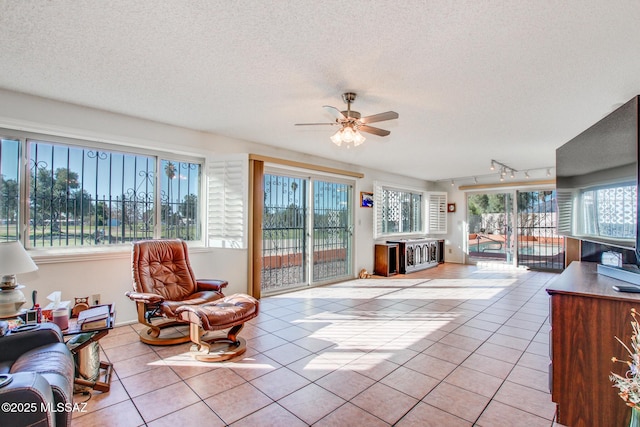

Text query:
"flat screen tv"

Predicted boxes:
[[556, 95, 639, 263]]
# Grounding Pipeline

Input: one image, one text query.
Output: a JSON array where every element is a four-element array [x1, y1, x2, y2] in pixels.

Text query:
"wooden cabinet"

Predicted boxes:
[[547, 262, 640, 427], [387, 239, 440, 273], [374, 243, 399, 277]]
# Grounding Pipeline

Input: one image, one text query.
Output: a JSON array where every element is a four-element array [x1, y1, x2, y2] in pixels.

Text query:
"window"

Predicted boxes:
[[0, 133, 202, 247], [382, 188, 422, 234], [0, 138, 20, 240], [581, 182, 637, 241], [373, 182, 425, 238]]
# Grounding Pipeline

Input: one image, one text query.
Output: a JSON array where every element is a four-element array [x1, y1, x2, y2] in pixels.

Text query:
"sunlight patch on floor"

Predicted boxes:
[[474, 261, 530, 272]]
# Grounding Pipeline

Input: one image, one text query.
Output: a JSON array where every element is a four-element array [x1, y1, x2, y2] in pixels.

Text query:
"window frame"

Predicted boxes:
[[578, 180, 637, 244], [0, 128, 206, 254], [373, 181, 427, 239]]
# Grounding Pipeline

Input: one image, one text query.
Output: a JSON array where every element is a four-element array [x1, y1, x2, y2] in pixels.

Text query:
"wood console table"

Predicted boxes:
[[546, 262, 640, 427], [387, 238, 442, 273]]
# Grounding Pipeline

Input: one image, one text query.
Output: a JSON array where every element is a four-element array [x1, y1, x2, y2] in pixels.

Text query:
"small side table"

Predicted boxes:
[[63, 304, 115, 393], [374, 243, 399, 276]]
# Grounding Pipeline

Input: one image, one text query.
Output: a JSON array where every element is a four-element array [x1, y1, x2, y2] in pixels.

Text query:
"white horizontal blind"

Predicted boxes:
[[555, 189, 574, 236], [207, 154, 248, 248], [427, 192, 447, 234]]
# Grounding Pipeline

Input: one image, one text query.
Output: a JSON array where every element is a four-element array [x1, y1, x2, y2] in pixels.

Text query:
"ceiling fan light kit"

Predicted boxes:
[[330, 126, 366, 147], [296, 92, 398, 148]]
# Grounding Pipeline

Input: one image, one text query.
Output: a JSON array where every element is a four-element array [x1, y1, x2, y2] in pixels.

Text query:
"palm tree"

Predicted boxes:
[[164, 162, 176, 225]]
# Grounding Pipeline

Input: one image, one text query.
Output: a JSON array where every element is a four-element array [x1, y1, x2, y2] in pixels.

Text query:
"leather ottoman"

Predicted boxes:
[[175, 294, 259, 362]]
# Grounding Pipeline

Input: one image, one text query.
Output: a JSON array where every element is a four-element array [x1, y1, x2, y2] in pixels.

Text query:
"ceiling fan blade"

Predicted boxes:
[[323, 105, 347, 120], [360, 111, 399, 124], [294, 123, 337, 126], [359, 125, 391, 137]]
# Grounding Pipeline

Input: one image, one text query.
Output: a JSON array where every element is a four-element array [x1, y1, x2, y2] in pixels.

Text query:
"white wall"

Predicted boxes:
[[435, 182, 467, 264], [0, 89, 439, 324]]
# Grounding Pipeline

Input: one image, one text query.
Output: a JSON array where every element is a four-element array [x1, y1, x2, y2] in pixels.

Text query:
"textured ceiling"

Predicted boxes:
[[1, 1, 640, 182]]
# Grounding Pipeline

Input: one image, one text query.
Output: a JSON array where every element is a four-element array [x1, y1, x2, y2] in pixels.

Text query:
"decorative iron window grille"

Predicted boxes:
[[0, 135, 202, 246], [582, 183, 637, 241], [379, 187, 423, 235]]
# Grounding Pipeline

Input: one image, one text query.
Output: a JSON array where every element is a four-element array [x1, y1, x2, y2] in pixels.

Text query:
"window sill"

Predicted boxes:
[[28, 242, 209, 264], [374, 233, 427, 241]]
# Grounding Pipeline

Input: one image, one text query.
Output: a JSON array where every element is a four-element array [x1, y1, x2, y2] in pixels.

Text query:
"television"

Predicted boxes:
[[556, 95, 639, 264]]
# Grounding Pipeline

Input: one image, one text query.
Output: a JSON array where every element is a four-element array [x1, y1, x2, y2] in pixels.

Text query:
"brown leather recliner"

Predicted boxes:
[[125, 239, 228, 345], [0, 323, 75, 427]]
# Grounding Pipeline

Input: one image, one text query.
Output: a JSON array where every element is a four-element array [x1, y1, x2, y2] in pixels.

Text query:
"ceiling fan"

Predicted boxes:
[[295, 92, 399, 146]]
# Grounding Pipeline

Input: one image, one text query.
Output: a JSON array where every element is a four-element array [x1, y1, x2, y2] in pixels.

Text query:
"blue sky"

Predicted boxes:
[[1, 138, 199, 203]]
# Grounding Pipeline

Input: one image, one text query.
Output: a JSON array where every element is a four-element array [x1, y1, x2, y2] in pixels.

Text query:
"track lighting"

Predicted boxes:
[[491, 160, 517, 178], [439, 163, 553, 186]]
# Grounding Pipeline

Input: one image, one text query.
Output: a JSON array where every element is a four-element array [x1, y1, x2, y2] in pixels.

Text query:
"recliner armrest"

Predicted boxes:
[[0, 372, 56, 427], [196, 279, 229, 292], [0, 323, 63, 363], [125, 291, 164, 304]]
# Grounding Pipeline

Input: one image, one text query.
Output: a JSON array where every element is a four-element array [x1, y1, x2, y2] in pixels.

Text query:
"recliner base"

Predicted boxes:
[[190, 335, 247, 362], [137, 320, 190, 346], [134, 302, 190, 345]]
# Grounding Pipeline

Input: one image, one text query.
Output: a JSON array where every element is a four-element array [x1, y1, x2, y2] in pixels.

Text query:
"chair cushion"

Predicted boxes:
[[176, 294, 259, 331], [132, 239, 198, 300], [160, 291, 225, 317]]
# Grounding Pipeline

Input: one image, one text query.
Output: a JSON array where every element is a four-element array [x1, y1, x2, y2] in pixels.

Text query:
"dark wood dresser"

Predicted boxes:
[[547, 261, 640, 427]]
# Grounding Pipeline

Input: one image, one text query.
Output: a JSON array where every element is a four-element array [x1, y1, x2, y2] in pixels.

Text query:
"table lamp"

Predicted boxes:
[[0, 241, 38, 318]]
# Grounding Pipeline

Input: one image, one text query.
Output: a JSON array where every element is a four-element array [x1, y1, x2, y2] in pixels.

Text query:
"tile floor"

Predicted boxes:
[[71, 263, 563, 426]]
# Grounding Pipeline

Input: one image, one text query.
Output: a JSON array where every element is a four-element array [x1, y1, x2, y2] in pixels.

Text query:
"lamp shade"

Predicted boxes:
[[353, 131, 366, 146], [330, 129, 343, 146], [0, 241, 38, 277], [341, 126, 355, 143]]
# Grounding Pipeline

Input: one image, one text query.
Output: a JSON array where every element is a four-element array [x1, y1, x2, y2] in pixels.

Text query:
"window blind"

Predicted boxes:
[[207, 154, 248, 248]]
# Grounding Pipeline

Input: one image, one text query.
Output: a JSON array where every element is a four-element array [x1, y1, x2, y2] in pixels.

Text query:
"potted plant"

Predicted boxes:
[[611, 308, 640, 426]]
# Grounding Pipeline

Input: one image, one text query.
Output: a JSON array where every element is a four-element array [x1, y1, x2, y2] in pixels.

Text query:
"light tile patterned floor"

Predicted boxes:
[[71, 263, 562, 426]]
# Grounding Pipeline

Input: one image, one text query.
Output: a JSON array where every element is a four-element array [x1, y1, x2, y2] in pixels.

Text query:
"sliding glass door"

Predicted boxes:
[[516, 190, 564, 270], [262, 174, 307, 291], [261, 172, 353, 294], [467, 192, 514, 264], [466, 189, 564, 270], [312, 180, 352, 283]]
